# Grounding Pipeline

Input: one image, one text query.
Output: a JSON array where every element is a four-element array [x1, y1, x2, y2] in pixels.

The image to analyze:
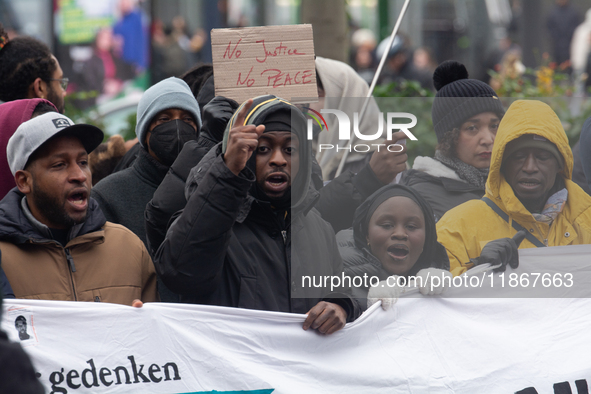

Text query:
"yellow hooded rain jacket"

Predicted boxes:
[[436, 100, 591, 276]]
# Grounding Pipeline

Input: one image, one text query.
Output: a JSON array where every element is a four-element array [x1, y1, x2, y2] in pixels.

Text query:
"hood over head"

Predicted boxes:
[[352, 184, 449, 276], [486, 99, 573, 199], [0, 99, 58, 199], [196, 75, 215, 117], [314, 56, 383, 179], [222, 95, 310, 209]]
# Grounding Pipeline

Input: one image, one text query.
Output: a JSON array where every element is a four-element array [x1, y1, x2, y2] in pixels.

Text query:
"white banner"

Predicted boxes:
[[2, 246, 591, 394]]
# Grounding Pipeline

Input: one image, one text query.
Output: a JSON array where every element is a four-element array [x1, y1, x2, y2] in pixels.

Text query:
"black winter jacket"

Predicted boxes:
[[145, 137, 213, 257], [145, 93, 384, 254], [146, 144, 384, 256], [401, 157, 485, 221], [313, 162, 385, 232], [154, 146, 360, 320], [92, 147, 169, 246], [154, 94, 360, 319], [337, 229, 390, 308]]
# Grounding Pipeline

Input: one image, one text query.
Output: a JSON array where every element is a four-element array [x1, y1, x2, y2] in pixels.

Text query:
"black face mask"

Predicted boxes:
[[148, 119, 197, 166]]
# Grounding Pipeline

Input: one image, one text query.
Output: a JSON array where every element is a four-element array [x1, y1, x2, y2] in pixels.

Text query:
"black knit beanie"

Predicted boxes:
[[261, 109, 292, 132], [431, 61, 505, 143]]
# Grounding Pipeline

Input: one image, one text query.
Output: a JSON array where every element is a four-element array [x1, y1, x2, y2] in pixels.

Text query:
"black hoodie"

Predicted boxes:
[[154, 95, 360, 320]]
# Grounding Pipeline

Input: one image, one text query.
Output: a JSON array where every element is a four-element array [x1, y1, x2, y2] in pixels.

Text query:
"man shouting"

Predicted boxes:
[[155, 95, 360, 334]]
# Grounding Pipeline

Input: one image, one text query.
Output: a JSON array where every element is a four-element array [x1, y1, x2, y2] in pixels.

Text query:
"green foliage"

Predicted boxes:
[[63, 91, 108, 141], [554, 99, 591, 147], [489, 64, 591, 147], [488, 66, 572, 97], [121, 112, 137, 142], [371, 66, 591, 167], [64, 91, 137, 143], [373, 80, 435, 98]]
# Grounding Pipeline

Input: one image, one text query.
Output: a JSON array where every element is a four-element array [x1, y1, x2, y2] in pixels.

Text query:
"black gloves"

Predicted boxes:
[[200, 96, 240, 143], [472, 230, 527, 272]]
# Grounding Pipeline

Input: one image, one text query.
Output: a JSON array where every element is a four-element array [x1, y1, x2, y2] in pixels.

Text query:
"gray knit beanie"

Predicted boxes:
[[135, 77, 202, 148], [431, 61, 504, 143]]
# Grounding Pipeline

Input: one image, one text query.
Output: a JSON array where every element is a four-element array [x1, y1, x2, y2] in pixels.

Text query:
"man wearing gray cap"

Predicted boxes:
[[0, 112, 158, 305]]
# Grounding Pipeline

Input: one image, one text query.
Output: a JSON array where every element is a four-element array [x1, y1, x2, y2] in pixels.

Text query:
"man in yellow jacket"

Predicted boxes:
[[437, 100, 591, 276]]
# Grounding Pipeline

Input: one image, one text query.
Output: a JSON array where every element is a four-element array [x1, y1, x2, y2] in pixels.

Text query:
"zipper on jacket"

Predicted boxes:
[[94, 296, 101, 302], [27, 239, 79, 300], [282, 229, 292, 312], [65, 248, 78, 301], [65, 248, 76, 272], [531, 224, 548, 247]]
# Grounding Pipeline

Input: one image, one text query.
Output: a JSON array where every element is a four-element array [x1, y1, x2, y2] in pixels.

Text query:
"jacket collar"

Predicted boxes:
[[412, 156, 463, 181], [406, 168, 484, 193], [487, 175, 584, 224], [0, 188, 107, 245], [132, 147, 170, 187], [20, 197, 86, 241]]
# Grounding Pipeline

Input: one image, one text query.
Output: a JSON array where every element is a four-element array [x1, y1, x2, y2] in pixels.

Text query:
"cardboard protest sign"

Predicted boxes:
[[211, 24, 317, 104]]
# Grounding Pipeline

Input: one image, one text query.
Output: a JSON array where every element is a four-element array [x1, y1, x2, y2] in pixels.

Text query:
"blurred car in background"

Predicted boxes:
[[90, 90, 143, 138]]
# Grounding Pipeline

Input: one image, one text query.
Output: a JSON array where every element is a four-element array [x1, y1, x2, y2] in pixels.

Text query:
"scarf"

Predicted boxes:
[[532, 188, 568, 225], [434, 150, 489, 189]]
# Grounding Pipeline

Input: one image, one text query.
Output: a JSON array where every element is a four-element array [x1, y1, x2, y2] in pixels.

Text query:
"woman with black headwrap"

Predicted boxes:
[[337, 184, 451, 310]]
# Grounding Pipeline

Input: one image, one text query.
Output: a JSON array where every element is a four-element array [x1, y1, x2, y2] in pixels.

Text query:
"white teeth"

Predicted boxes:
[[69, 194, 86, 205]]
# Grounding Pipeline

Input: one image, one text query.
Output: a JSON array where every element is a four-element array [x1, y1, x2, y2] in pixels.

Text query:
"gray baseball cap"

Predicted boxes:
[[7, 112, 104, 176]]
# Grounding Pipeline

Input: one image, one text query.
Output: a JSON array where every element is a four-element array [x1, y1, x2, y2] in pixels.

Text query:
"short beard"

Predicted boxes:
[[46, 85, 64, 114], [31, 184, 84, 229]]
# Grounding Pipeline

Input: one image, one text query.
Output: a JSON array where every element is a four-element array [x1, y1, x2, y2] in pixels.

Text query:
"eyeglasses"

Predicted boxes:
[[49, 78, 69, 91]]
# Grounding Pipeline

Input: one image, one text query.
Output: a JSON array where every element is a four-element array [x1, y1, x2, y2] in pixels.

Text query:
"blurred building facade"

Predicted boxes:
[[2, 0, 590, 88]]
